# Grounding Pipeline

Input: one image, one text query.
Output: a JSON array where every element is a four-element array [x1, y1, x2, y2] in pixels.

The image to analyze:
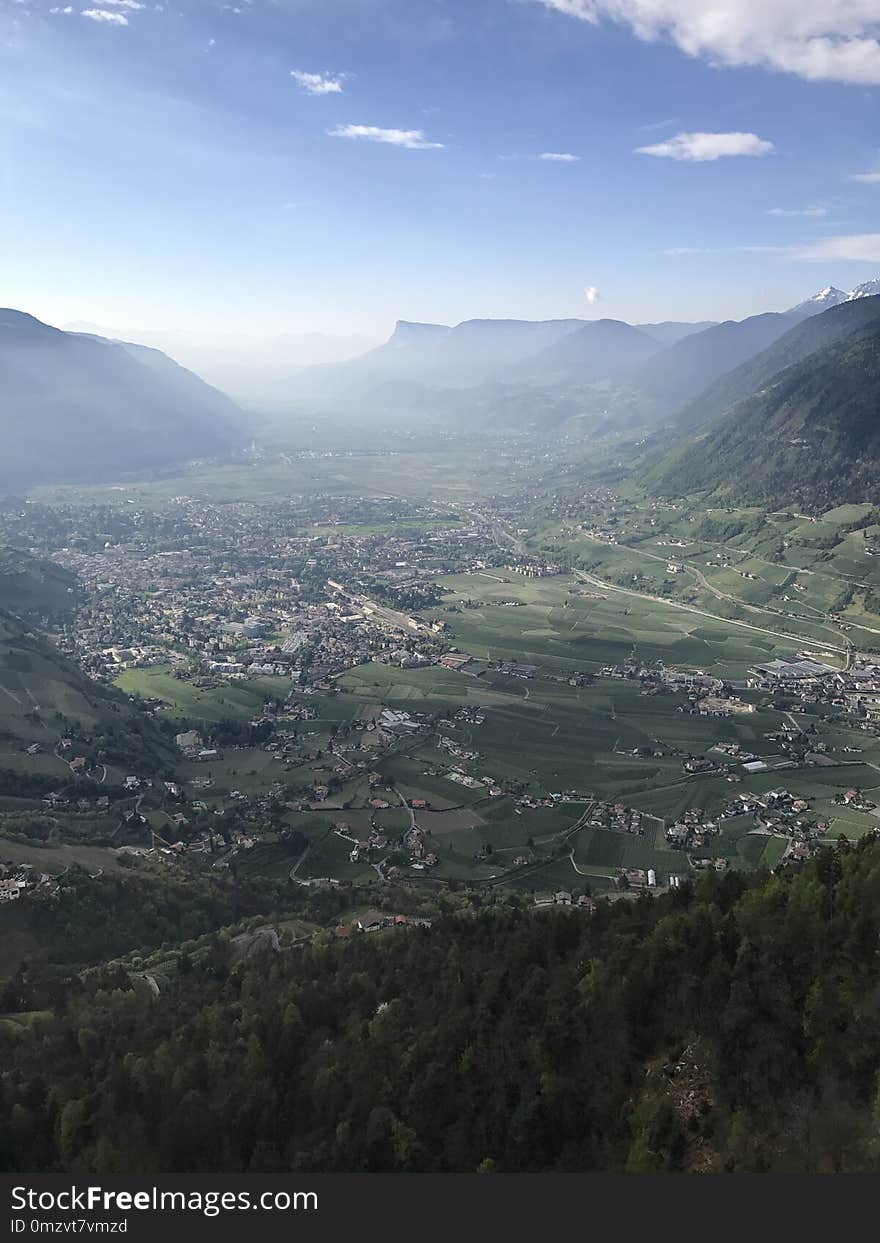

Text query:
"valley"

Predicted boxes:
[[5, 283, 880, 1177], [5, 443, 880, 938]]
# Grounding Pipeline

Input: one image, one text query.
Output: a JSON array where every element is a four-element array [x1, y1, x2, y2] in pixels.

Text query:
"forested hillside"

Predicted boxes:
[[0, 547, 79, 621], [0, 612, 175, 779], [648, 323, 880, 509], [4, 837, 880, 1173], [675, 295, 880, 431]]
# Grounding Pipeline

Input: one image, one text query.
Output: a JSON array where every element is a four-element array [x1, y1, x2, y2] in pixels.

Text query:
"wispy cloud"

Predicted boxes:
[[584, 285, 600, 303], [663, 245, 787, 255], [101, 0, 144, 8], [766, 206, 828, 217], [795, 233, 880, 261], [81, 8, 129, 23], [291, 70, 344, 97], [638, 118, 678, 133], [636, 131, 775, 161], [851, 172, 880, 183], [328, 124, 444, 150], [539, 151, 580, 162], [530, 2, 880, 86]]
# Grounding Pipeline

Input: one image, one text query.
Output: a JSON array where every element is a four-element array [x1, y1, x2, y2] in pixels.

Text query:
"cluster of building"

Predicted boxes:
[[666, 787, 832, 852], [0, 864, 57, 903], [534, 890, 597, 910], [5, 495, 518, 691], [334, 910, 433, 937], [588, 800, 647, 835], [505, 561, 562, 578]]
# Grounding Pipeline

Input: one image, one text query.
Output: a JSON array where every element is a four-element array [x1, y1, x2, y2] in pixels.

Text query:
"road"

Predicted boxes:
[[397, 788, 416, 830], [477, 511, 527, 558], [289, 844, 313, 885]]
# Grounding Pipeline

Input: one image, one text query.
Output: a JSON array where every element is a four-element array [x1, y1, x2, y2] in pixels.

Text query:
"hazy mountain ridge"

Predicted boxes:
[[285, 305, 815, 434], [627, 310, 807, 422], [0, 310, 243, 491], [635, 320, 717, 346]]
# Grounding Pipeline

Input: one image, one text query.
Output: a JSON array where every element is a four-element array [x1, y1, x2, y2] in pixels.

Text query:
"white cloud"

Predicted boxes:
[[328, 124, 444, 150], [101, 0, 144, 7], [291, 70, 344, 97], [636, 131, 774, 161], [796, 233, 880, 261], [663, 244, 787, 255], [540, 151, 580, 162], [851, 172, 880, 183], [49, 5, 73, 11], [584, 285, 600, 303], [531, 1, 880, 86], [81, 8, 129, 22], [766, 206, 827, 217]]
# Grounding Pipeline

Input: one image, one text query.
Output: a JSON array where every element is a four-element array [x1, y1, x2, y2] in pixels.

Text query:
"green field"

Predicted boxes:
[[425, 570, 828, 680], [114, 667, 292, 722], [29, 451, 520, 507]]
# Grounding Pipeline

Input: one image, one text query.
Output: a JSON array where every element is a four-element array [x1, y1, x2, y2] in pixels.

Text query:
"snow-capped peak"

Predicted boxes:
[[790, 280, 880, 317], [789, 287, 847, 315], [847, 278, 880, 301]]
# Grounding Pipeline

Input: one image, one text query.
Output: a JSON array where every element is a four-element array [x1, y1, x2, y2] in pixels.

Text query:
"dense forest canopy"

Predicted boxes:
[[4, 837, 880, 1174]]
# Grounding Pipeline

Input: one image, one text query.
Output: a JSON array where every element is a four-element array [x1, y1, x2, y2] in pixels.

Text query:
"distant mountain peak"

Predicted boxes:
[[790, 280, 880, 316], [790, 287, 848, 315], [389, 320, 449, 341], [848, 278, 880, 300]]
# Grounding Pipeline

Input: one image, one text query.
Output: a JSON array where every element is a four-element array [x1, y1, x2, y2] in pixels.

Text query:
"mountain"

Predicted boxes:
[[0, 618, 173, 779], [322, 317, 588, 391], [62, 322, 381, 408], [849, 278, 880, 301], [789, 278, 880, 316], [288, 314, 758, 431], [0, 310, 243, 491], [789, 287, 848, 316], [676, 294, 880, 430], [0, 548, 79, 623], [647, 319, 880, 509], [627, 310, 805, 421], [283, 300, 855, 438], [636, 320, 718, 347], [509, 319, 661, 385]]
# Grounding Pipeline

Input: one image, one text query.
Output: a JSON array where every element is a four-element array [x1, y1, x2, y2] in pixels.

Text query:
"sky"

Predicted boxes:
[[1, 0, 880, 344]]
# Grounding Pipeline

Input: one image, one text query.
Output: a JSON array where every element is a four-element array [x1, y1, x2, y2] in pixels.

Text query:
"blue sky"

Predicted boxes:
[[1, 0, 879, 340]]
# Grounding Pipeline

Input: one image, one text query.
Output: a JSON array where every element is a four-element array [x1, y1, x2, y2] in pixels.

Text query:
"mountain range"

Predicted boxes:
[[287, 306, 812, 432], [3, 279, 880, 498], [789, 279, 880, 316], [647, 297, 880, 508], [0, 311, 243, 491], [286, 278, 880, 432]]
